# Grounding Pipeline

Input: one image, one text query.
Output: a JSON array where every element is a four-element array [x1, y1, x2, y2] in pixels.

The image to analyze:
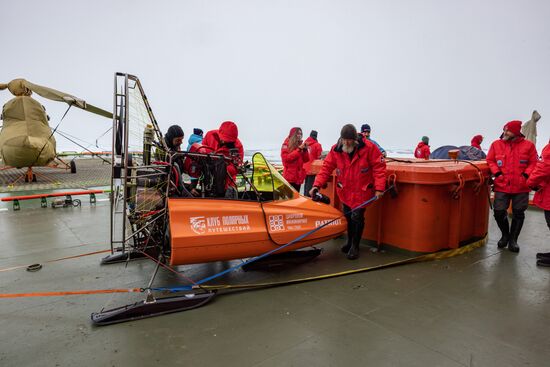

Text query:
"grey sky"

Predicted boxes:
[[2, 0, 549, 153]]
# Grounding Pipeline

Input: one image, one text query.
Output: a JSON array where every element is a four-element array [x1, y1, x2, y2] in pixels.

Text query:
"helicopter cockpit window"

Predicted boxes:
[[252, 153, 296, 202]]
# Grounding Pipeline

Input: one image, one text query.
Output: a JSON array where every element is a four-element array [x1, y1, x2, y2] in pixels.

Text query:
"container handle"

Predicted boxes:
[[387, 173, 398, 198], [472, 170, 485, 194], [452, 173, 464, 200]]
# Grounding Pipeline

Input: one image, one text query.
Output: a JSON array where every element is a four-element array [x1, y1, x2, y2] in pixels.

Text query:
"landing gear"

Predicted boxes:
[[242, 249, 322, 272], [24, 168, 37, 182], [91, 256, 216, 325]]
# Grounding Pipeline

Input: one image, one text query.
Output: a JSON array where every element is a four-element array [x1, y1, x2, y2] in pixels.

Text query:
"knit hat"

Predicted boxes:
[[340, 124, 357, 140], [503, 120, 522, 136], [361, 123, 371, 133], [193, 128, 203, 136], [310, 130, 318, 139], [422, 136, 429, 144]]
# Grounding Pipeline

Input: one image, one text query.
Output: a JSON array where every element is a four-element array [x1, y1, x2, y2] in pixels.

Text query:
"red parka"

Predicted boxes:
[[202, 121, 244, 187], [527, 142, 550, 210], [486, 136, 538, 194], [414, 142, 430, 160], [471, 135, 483, 150], [281, 128, 310, 185], [303, 136, 323, 174], [314, 138, 387, 208]]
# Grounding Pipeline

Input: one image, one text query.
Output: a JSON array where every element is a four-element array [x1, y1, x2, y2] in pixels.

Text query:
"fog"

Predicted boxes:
[[2, 0, 549, 153]]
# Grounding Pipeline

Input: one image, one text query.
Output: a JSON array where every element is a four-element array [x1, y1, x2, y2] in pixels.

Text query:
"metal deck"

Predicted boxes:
[[0, 157, 111, 192], [0, 199, 549, 366]]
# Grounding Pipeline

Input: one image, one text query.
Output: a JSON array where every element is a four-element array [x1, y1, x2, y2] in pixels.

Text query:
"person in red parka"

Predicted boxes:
[[303, 130, 323, 197], [471, 135, 483, 150], [310, 124, 386, 260], [487, 120, 538, 253], [527, 139, 550, 266], [281, 127, 310, 192], [414, 136, 430, 160], [202, 121, 244, 197]]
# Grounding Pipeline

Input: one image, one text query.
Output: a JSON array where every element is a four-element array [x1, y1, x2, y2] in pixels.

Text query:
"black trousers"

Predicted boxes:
[[343, 204, 366, 241], [290, 182, 301, 193], [493, 192, 529, 222], [303, 175, 316, 197], [545, 210, 550, 231]]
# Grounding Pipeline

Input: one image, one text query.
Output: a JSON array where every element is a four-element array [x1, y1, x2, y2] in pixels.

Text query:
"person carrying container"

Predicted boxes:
[[303, 130, 323, 197], [487, 120, 538, 253], [309, 124, 386, 260], [471, 135, 484, 150], [203, 121, 244, 197], [414, 136, 430, 159], [281, 127, 310, 192], [527, 139, 550, 266], [187, 128, 203, 150], [360, 123, 386, 157]]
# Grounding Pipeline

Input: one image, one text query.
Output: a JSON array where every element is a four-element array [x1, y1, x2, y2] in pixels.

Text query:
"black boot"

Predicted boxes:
[[341, 238, 352, 254], [536, 252, 550, 259], [537, 258, 550, 267], [508, 213, 524, 253], [347, 215, 364, 260], [342, 219, 354, 253], [347, 241, 360, 260], [494, 211, 510, 249]]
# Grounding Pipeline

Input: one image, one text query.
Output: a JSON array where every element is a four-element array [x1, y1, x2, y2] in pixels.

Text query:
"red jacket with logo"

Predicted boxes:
[[314, 138, 386, 208], [486, 137, 538, 194], [527, 142, 550, 210], [414, 142, 430, 160], [202, 129, 244, 187], [303, 136, 323, 174], [281, 129, 310, 185]]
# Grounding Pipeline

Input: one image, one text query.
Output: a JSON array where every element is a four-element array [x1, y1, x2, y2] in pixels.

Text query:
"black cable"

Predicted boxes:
[[55, 130, 111, 164], [29, 104, 72, 168]]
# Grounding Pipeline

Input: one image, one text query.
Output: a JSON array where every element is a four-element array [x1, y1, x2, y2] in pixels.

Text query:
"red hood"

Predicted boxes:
[[287, 127, 301, 139], [218, 121, 239, 143], [471, 135, 483, 148], [305, 136, 317, 145], [416, 142, 429, 149]]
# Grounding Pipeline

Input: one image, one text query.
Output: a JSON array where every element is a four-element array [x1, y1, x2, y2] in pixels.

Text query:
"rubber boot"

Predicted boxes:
[[537, 258, 550, 267], [508, 214, 524, 253], [494, 211, 510, 249], [536, 252, 550, 260], [342, 218, 354, 253], [347, 218, 364, 260]]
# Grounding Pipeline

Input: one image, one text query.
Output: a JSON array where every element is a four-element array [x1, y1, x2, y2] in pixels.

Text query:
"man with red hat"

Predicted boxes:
[[202, 121, 244, 197], [487, 120, 538, 253], [310, 124, 386, 260]]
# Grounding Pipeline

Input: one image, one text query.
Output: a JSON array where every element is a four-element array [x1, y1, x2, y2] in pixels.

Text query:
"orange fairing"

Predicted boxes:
[[168, 153, 346, 265]]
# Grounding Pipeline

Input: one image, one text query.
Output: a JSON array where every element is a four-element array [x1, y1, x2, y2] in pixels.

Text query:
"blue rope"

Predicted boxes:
[[153, 190, 388, 293]]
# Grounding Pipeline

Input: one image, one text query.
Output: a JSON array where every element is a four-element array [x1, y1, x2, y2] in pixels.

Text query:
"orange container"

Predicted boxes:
[[311, 159, 491, 253]]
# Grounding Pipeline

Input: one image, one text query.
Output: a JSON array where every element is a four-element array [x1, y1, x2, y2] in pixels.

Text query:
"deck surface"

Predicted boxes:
[[0, 198, 549, 367], [0, 157, 111, 192]]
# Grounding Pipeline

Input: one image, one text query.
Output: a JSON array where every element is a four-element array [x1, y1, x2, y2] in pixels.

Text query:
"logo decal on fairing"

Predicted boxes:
[[190, 216, 207, 235], [268, 215, 285, 231]]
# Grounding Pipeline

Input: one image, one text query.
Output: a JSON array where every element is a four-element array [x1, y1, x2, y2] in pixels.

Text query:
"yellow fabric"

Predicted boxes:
[[0, 96, 56, 167]]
